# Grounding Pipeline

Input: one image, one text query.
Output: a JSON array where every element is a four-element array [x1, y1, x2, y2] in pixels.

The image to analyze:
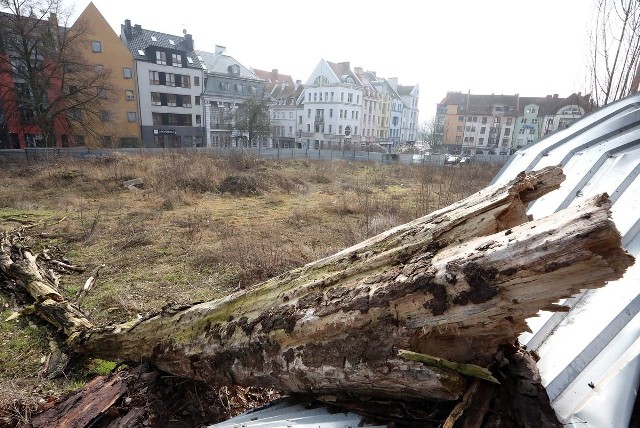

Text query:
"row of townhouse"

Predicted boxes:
[[436, 91, 594, 155], [0, 2, 419, 149]]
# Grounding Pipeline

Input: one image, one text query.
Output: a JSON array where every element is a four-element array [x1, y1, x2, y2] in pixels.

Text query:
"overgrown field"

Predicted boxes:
[[0, 151, 501, 423]]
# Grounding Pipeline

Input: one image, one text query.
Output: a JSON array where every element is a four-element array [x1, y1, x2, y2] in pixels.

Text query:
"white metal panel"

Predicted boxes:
[[496, 92, 640, 427]]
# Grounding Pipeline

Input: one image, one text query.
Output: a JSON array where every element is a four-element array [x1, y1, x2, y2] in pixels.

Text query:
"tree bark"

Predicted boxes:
[[0, 166, 634, 405]]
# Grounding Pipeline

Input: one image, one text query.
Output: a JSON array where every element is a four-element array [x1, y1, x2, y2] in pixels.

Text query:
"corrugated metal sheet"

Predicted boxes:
[[492, 92, 640, 427], [207, 399, 388, 428]]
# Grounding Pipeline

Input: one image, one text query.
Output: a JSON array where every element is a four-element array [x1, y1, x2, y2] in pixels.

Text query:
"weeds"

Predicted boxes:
[[0, 152, 501, 415]]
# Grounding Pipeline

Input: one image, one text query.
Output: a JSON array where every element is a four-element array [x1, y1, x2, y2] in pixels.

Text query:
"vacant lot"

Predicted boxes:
[[0, 151, 501, 422]]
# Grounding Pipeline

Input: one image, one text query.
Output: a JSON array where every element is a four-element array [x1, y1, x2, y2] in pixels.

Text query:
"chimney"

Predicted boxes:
[[134, 24, 141, 32], [271, 69, 278, 82], [215, 45, 226, 55], [48, 12, 57, 27], [553, 94, 558, 98], [387, 77, 398, 90], [184, 33, 194, 50], [354, 66, 363, 74], [124, 19, 132, 39], [295, 80, 302, 90]]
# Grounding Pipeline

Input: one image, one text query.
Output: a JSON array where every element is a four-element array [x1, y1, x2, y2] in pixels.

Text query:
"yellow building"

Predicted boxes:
[[72, 2, 140, 147]]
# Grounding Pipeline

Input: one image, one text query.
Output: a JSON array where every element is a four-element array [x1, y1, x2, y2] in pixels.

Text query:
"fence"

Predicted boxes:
[[0, 147, 510, 167]]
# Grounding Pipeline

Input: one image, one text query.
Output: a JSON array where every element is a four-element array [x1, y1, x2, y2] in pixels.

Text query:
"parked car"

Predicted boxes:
[[444, 155, 460, 166]]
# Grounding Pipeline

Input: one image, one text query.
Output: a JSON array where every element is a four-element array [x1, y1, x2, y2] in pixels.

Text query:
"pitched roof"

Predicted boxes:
[[252, 68, 297, 98], [397, 84, 417, 96], [439, 92, 594, 116], [195, 50, 261, 80], [326, 61, 362, 86], [120, 24, 203, 69], [252, 68, 295, 88]]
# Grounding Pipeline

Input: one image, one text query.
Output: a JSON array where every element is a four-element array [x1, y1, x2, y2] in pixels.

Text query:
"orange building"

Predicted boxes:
[[72, 3, 140, 147]]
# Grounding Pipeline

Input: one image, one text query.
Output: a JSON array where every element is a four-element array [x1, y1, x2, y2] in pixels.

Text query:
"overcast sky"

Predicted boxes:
[[69, 0, 596, 121]]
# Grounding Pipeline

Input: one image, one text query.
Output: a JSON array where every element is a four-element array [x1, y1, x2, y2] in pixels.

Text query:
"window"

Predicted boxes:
[[156, 51, 167, 65], [504, 128, 511, 135], [479, 138, 484, 144], [531, 119, 538, 124], [149, 71, 160, 85], [194, 76, 200, 86], [521, 118, 527, 123], [127, 112, 137, 122], [482, 117, 487, 124], [457, 126, 463, 132], [152, 112, 162, 125], [347, 93, 353, 103], [151, 92, 161, 105], [98, 88, 108, 99], [480, 127, 486, 134], [101, 110, 110, 122], [458, 116, 464, 121], [172, 53, 182, 67], [125, 89, 134, 101], [195, 96, 200, 105], [123, 67, 132, 79], [506, 118, 513, 126], [196, 115, 201, 125], [181, 75, 191, 88], [91, 40, 102, 53], [329, 109, 333, 118], [182, 95, 191, 107], [307, 109, 311, 118], [166, 73, 175, 86], [167, 94, 177, 107]]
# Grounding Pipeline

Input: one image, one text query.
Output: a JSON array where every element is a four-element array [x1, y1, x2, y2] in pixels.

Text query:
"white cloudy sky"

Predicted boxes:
[[69, 0, 596, 120]]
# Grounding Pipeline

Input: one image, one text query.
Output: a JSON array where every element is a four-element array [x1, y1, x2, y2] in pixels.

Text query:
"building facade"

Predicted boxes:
[[391, 79, 419, 143], [74, 3, 140, 147], [252, 68, 302, 148], [0, 12, 70, 148], [300, 59, 365, 149], [120, 20, 205, 148], [198, 46, 265, 148], [437, 92, 593, 154]]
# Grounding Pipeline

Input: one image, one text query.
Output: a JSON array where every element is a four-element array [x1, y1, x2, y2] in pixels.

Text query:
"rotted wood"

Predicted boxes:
[[71, 167, 632, 401], [0, 234, 93, 343]]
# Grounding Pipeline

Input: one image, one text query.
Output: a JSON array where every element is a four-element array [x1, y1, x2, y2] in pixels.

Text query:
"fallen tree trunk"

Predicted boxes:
[[0, 166, 633, 406]]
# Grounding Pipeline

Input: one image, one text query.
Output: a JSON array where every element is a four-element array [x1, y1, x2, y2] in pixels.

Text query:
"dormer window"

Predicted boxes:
[[172, 53, 182, 67], [156, 51, 167, 65], [150, 36, 157, 42], [228, 64, 240, 75], [169, 40, 175, 46], [314, 75, 329, 86], [344, 76, 355, 84]]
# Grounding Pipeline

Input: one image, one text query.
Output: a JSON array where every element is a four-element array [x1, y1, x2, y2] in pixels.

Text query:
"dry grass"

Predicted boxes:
[[0, 151, 500, 418]]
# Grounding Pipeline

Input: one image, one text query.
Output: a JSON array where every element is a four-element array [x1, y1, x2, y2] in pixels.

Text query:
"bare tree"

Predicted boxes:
[[232, 96, 272, 148], [588, 0, 640, 106], [0, 0, 113, 148], [421, 115, 446, 153]]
